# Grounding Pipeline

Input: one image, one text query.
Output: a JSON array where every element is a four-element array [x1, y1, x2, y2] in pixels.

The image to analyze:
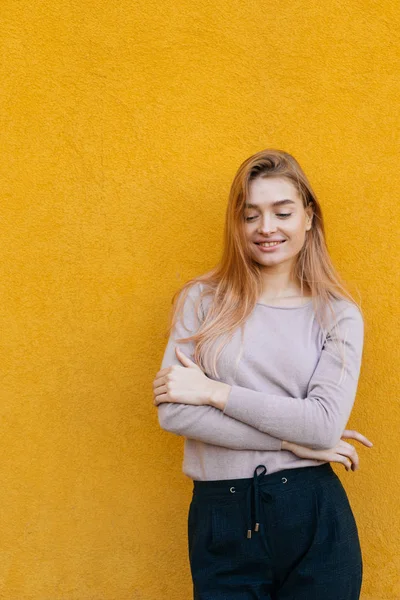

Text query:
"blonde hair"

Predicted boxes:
[[165, 148, 362, 383]]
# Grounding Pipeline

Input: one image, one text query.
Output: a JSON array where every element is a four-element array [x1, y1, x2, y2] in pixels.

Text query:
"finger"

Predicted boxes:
[[153, 369, 179, 390], [153, 392, 169, 406], [153, 383, 169, 405], [154, 383, 168, 397], [154, 366, 174, 380], [343, 457, 352, 471], [350, 451, 359, 471], [175, 347, 194, 366], [331, 453, 353, 472], [325, 449, 353, 471], [175, 347, 201, 370], [336, 446, 360, 471], [342, 429, 370, 443], [152, 375, 167, 390], [338, 440, 355, 456], [351, 459, 359, 472], [337, 439, 355, 450], [342, 430, 374, 447]]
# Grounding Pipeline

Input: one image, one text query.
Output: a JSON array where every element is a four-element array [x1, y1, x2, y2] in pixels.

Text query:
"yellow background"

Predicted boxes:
[[0, 1, 398, 598]]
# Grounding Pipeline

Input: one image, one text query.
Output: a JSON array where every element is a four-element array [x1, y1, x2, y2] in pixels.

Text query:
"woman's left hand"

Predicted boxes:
[[153, 347, 217, 407]]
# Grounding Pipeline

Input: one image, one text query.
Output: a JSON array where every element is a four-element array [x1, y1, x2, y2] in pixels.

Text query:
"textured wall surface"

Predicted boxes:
[[0, 0, 399, 598]]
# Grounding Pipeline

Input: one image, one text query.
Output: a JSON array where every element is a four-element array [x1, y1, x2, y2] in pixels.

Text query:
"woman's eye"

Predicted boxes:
[[245, 213, 292, 221]]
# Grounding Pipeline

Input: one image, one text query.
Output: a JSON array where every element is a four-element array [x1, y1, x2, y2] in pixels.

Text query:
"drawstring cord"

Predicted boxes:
[[245, 464, 274, 539]]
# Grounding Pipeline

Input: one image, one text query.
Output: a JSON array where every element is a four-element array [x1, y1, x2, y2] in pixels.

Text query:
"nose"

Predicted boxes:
[[257, 215, 278, 234]]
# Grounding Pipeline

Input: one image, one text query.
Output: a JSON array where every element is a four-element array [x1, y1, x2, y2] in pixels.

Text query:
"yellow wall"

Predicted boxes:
[[0, 1, 398, 598]]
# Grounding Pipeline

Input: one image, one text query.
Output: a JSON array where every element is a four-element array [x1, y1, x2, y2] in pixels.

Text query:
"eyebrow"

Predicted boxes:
[[245, 199, 296, 209]]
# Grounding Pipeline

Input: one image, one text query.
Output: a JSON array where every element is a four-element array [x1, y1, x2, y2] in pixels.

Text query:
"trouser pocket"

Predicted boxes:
[[209, 500, 244, 554], [189, 497, 244, 554]]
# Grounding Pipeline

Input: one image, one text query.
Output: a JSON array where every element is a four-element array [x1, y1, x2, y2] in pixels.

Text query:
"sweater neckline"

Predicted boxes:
[[256, 298, 313, 310]]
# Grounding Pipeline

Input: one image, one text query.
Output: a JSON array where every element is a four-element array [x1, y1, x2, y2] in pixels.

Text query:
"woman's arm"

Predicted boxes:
[[158, 402, 282, 450], [156, 283, 283, 451], [210, 304, 364, 451]]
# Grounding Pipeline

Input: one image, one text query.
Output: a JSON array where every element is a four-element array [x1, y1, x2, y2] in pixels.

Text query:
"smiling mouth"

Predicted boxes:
[[255, 240, 286, 248]]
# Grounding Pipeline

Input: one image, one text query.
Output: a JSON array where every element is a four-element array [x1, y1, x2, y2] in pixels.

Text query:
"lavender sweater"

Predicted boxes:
[[157, 283, 364, 481]]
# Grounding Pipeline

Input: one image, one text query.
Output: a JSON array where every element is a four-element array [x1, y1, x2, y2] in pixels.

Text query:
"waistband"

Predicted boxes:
[[192, 462, 336, 540]]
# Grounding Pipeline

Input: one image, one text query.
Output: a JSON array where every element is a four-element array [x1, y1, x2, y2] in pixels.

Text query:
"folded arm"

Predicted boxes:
[[156, 283, 283, 451], [158, 402, 282, 450], [216, 304, 364, 450]]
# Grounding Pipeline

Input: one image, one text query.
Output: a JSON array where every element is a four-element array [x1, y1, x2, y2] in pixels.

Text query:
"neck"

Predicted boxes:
[[259, 267, 309, 300]]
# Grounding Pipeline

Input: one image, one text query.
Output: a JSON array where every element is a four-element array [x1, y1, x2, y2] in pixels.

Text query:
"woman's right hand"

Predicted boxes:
[[282, 429, 374, 472]]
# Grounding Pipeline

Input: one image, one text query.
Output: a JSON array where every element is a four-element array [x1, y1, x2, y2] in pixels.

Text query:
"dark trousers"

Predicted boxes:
[[188, 463, 363, 599]]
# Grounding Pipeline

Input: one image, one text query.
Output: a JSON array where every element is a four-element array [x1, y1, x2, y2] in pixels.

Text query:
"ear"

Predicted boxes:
[[305, 206, 314, 231]]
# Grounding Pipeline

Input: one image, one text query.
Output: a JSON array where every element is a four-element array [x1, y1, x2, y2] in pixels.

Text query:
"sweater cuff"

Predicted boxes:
[[223, 384, 283, 451]]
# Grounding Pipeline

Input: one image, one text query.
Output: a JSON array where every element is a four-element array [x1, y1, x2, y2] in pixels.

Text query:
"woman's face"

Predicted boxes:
[[243, 176, 313, 269]]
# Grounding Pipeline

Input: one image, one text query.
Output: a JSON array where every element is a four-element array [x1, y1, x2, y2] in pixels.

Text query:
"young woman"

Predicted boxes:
[[152, 149, 373, 599]]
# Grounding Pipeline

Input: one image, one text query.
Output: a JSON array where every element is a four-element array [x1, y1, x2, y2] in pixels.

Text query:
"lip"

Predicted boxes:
[[255, 240, 286, 252], [255, 239, 286, 243]]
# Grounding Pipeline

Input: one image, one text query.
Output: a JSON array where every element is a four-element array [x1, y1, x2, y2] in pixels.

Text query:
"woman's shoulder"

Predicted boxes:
[[325, 294, 364, 329], [183, 280, 213, 302], [177, 280, 215, 322]]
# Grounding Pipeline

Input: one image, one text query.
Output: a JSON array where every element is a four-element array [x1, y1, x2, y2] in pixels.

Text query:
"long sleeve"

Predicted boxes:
[[222, 303, 364, 450], [157, 284, 283, 451]]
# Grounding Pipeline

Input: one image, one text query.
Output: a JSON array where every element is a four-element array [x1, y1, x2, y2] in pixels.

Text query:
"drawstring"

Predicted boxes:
[[245, 464, 273, 539]]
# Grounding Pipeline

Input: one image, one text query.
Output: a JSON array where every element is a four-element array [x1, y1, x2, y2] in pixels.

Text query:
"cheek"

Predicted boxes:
[[286, 220, 307, 239], [281, 225, 307, 252], [244, 223, 255, 235], [244, 226, 257, 246]]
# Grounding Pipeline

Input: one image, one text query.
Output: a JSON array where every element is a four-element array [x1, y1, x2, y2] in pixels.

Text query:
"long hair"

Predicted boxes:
[[165, 148, 362, 382]]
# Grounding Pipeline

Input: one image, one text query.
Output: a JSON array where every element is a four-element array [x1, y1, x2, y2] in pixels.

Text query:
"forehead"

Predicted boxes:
[[246, 177, 302, 208]]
